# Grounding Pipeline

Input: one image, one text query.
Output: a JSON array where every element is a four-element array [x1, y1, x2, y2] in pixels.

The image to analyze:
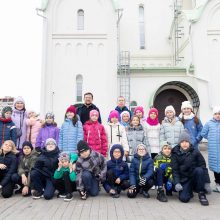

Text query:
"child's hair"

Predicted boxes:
[[0, 140, 19, 154], [130, 115, 140, 126], [65, 114, 78, 126], [181, 110, 199, 125], [27, 110, 39, 119]]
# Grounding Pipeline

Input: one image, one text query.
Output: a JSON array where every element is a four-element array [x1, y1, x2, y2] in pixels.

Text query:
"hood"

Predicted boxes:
[[110, 144, 124, 162], [13, 96, 25, 109]]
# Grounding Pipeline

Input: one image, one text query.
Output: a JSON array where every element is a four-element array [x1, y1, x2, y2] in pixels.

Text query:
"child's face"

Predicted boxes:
[[180, 141, 190, 150], [111, 117, 118, 124], [80, 149, 90, 159], [61, 159, 69, 168], [90, 115, 98, 122], [15, 102, 24, 110], [66, 112, 75, 119], [162, 146, 171, 156], [122, 114, 130, 123], [113, 149, 121, 159], [214, 112, 220, 121], [4, 111, 12, 119], [137, 146, 146, 157], [28, 112, 36, 118], [46, 117, 54, 124], [166, 110, 174, 119], [150, 112, 157, 120], [131, 117, 140, 127], [182, 108, 192, 116], [46, 143, 56, 151], [135, 110, 143, 119], [2, 142, 13, 153], [23, 146, 32, 156]]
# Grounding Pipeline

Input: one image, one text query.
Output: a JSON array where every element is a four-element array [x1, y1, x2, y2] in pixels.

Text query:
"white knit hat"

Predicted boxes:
[[213, 106, 220, 114], [165, 105, 176, 115], [181, 101, 193, 110]]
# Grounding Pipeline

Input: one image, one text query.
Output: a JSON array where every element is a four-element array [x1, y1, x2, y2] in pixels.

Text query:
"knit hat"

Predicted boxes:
[[59, 152, 70, 161], [89, 110, 99, 118], [66, 105, 76, 115], [1, 106, 12, 118], [135, 143, 148, 154], [77, 140, 90, 154], [120, 111, 130, 119], [213, 106, 220, 114], [165, 105, 176, 115], [181, 101, 193, 110], [22, 141, 33, 151], [45, 112, 54, 119], [45, 138, 57, 146], [178, 129, 191, 144], [14, 96, 25, 106], [109, 110, 120, 121], [134, 106, 144, 116], [160, 141, 172, 150]]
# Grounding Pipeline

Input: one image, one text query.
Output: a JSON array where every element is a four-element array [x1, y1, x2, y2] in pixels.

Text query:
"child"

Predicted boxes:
[[154, 141, 173, 202], [83, 110, 108, 157], [0, 140, 18, 198], [127, 144, 154, 198], [201, 106, 220, 193], [12, 96, 27, 149], [134, 106, 146, 126], [105, 110, 129, 157], [144, 108, 160, 159], [59, 105, 83, 153], [0, 106, 17, 145], [179, 101, 203, 150], [54, 152, 78, 202], [120, 111, 130, 130], [171, 130, 210, 206], [160, 105, 184, 148], [26, 111, 42, 147], [76, 140, 106, 200], [126, 115, 149, 163], [36, 112, 59, 150], [11, 141, 38, 196], [31, 138, 59, 200], [103, 144, 129, 198]]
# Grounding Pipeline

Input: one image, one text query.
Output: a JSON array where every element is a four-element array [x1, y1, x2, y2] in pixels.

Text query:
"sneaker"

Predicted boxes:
[[64, 193, 73, 202], [151, 185, 156, 190], [14, 184, 22, 194], [198, 192, 209, 206], [32, 190, 43, 199], [57, 193, 66, 198], [213, 184, 220, 193], [79, 190, 87, 200], [142, 191, 150, 198], [157, 189, 168, 202]]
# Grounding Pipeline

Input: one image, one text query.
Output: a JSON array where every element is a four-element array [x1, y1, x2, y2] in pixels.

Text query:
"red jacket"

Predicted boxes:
[[83, 120, 108, 157]]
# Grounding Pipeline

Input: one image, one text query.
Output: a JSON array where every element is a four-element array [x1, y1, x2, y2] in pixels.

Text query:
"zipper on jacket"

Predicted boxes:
[[139, 157, 143, 179]]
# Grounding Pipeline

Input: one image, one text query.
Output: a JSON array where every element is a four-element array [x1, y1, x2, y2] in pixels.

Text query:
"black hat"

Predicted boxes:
[[22, 141, 33, 151], [77, 140, 90, 154]]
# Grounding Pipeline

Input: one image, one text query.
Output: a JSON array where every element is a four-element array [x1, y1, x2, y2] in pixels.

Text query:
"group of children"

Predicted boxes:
[[0, 95, 220, 207]]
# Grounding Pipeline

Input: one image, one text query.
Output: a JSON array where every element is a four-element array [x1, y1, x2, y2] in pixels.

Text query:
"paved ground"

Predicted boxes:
[[0, 150, 219, 220]]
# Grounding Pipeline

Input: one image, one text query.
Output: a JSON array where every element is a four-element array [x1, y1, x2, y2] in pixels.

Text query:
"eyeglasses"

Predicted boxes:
[[138, 148, 146, 151]]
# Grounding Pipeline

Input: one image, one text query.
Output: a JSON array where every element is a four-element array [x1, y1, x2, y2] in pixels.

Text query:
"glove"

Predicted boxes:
[[129, 185, 137, 192], [160, 163, 167, 170], [204, 183, 211, 194], [166, 180, 173, 191], [139, 177, 146, 186], [175, 183, 183, 192]]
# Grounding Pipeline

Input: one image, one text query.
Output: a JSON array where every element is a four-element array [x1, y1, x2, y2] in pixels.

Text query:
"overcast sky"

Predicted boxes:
[[0, 0, 42, 112]]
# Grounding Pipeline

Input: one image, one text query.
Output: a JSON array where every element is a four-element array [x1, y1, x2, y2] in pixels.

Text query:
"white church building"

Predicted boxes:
[[38, 0, 220, 125]]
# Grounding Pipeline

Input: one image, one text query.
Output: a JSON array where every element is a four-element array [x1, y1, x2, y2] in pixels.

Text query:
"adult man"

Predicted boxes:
[[115, 96, 131, 117]]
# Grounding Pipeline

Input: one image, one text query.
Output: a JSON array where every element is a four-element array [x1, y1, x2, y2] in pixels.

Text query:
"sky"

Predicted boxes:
[[0, 0, 42, 112]]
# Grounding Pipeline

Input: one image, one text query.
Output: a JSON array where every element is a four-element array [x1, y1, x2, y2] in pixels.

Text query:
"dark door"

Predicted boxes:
[[153, 89, 187, 122]]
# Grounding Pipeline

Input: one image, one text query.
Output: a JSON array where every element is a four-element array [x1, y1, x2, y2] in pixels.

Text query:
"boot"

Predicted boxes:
[[198, 192, 209, 206], [157, 188, 168, 202]]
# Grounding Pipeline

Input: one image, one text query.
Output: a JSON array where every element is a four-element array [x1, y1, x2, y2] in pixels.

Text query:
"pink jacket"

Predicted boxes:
[[83, 120, 108, 157], [26, 118, 42, 147]]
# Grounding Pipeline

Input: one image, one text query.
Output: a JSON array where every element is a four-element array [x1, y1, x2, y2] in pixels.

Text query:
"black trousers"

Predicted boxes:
[[0, 172, 14, 198], [214, 172, 220, 184]]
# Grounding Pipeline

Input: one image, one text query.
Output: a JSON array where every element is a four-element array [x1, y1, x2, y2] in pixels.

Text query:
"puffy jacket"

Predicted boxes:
[[36, 124, 59, 148], [59, 119, 83, 153], [201, 119, 220, 173], [129, 153, 154, 186], [0, 118, 17, 145], [0, 151, 17, 186], [171, 145, 210, 185], [160, 117, 184, 147]]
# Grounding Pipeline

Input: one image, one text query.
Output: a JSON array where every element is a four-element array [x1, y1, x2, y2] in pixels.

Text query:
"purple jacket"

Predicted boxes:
[[36, 124, 60, 148]]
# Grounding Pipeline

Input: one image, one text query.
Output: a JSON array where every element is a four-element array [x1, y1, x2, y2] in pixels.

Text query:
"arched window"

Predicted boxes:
[[76, 75, 83, 102], [139, 5, 145, 49], [77, 9, 84, 30]]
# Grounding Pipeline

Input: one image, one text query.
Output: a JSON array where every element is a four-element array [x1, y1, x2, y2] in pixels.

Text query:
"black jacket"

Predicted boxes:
[[171, 145, 210, 185]]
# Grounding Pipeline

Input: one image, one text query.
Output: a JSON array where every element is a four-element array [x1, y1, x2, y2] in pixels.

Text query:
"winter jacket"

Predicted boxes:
[[26, 118, 42, 147], [171, 145, 210, 185], [129, 153, 154, 186], [143, 123, 160, 154], [36, 124, 59, 148], [160, 117, 184, 147], [32, 147, 59, 178], [105, 122, 129, 153], [59, 119, 83, 153], [76, 150, 107, 190], [201, 119, 220, 173], [0, 151, 17, 186], [0, 118, 17, 145], [12, 109, 27, 149], [115, 106, 132, 120], [103, 145, 129, 192], [83, 121, 108, 157], [77, 104, 102, 125]]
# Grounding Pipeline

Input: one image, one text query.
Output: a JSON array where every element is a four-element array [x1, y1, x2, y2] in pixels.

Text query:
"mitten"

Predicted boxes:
[[160, 163, 167, 170], [175, 183, 183, 192]]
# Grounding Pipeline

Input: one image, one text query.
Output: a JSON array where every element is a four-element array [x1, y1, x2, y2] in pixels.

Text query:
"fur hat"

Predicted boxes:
[[89, 110, 99, 118], [213, 106, 220, 114], [77, 140, 90, 154], [109, 110, 120, 121], [178, 129, 191, 144], [22, 141, 33, 151], [45, 138, 57, 146], [59, 152, 70, 161], [1, 106, 12, 118], [66, 105, 76, 115], [181, 101, 193, 110], [134, 106, 144, 116], [120, 111, 130, 120], [165, 105, 176, 115], [160, 141, 172, 150], [45, 112, 54, 119]]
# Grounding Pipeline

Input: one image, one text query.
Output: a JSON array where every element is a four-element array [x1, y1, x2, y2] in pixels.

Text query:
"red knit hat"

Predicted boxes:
[[66, 105, 76, 114]]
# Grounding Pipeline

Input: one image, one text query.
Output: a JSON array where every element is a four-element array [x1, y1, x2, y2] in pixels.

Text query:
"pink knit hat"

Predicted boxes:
[[109, 110, 120, 121], [134, 106, 144, 115], [90, 110, 99, 118]]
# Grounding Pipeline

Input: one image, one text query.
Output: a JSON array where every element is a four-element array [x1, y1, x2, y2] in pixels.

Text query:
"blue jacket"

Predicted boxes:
[[59, 119, 84, 153], [201, 119, 220, 173], [129, 153, 154, 186], [182, 117, 203, 149], [103, 145, 129, 192]]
